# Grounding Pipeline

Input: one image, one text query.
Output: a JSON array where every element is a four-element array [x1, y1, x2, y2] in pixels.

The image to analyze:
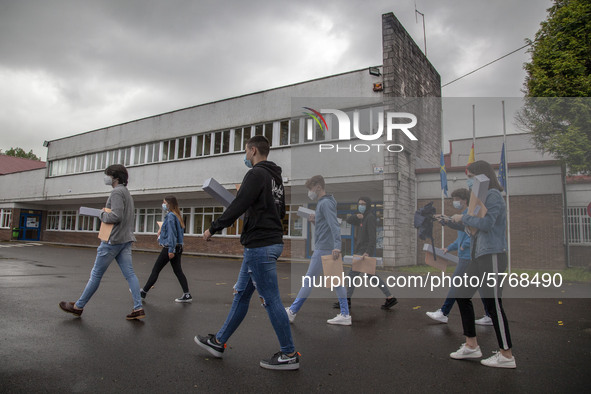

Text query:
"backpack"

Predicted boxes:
[[414, 201, 437, 260]]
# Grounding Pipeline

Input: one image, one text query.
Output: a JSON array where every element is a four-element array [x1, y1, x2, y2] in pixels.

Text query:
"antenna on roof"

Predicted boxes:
[[415, 1, 427, 57]]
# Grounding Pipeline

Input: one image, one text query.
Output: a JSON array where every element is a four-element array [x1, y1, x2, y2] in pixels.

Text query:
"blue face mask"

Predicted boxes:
[[162, 203, 168, 212], [358, 205, 366, 214], [453, 200, 462, 210], [244, 153, 253, 169], [466, 178, 474, 190]]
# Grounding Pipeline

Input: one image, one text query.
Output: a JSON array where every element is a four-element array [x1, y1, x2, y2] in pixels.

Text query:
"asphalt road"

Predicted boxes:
[[1, 242, 590, 393]]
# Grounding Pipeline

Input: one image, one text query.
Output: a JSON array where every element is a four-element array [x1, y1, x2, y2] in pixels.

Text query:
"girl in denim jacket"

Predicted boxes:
[[449, 161, 516, 369], [141, 195, 191, 303]]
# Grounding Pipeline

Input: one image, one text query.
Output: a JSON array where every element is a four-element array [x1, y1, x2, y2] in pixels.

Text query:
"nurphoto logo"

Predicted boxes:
[[303, 107, 418, 153]]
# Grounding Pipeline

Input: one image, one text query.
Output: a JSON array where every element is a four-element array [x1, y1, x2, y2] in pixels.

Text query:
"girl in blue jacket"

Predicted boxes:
[[141, 195, 191, 303]]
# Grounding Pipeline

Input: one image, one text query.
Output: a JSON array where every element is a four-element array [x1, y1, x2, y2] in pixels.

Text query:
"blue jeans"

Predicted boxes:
[[289, 249, 349, 316], [216, 244, 294, 354], [440, 258, 489, 317], [76, 241, 142, 310]]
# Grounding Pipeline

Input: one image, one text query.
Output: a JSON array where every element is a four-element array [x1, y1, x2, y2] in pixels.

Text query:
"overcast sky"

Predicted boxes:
[[0, 0, 553, 160]]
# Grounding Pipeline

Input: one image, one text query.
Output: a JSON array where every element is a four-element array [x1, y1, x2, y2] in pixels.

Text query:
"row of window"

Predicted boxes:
[[47, 106, 385, 177], [0, 209, 12, 229], [45, 206, 304, 238]]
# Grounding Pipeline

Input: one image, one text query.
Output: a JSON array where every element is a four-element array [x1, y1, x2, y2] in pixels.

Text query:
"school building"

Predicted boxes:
[[1, 13, 589, 269]]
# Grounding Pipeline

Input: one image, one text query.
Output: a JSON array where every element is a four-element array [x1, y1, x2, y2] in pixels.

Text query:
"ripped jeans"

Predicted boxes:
[[216, 244, 294, 354]]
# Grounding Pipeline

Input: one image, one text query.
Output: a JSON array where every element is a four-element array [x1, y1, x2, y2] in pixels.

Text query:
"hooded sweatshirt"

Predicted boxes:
[[313, 194, 342, 251], [209, 160, 285, 248]]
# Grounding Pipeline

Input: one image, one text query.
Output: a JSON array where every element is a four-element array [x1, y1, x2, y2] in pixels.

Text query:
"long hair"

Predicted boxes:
[[467, 160, 504, 192], [164, 195, 185, 229]]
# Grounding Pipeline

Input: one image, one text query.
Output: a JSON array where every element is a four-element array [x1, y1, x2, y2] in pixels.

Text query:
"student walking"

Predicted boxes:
[[59, 164, 145, 320], [449, 160, 516, 368], [286, 175, 351, 326], [195, 136, 299, 370], [426, 188, 491, 324], [141, 195, 191, 303], [335, 197, 397, 310]]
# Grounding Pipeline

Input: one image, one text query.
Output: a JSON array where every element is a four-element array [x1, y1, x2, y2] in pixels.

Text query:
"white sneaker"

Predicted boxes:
[[475, 315, 493, 326], [481, 352, 516, 368], [450, 343, 482, 359], [426, 309, 448, 323], [285, 307, 296, 323], [327, 313, 352, 326]]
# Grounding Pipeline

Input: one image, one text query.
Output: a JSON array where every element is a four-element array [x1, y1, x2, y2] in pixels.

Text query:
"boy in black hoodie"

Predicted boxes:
[[335, 196, 398, 310], [195, 136, 299, 371]]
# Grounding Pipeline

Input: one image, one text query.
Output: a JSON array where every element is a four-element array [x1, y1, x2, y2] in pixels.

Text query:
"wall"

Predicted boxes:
[[381, 12, 441, 267]]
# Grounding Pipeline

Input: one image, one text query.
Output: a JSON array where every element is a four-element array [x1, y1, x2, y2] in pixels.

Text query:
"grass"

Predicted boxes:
[[391, 265, 591, 283]]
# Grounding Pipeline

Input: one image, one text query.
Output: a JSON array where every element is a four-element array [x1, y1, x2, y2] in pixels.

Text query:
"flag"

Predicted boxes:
[[498, 142, 507, 190], [440, 151, 448, 197], [465, 143, 475, 174]]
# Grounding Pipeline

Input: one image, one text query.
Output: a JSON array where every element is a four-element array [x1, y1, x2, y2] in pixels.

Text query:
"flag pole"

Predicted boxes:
[[501, 101, 511, 274], [472, 104, 476, 147], [441, 102, 445, 248]]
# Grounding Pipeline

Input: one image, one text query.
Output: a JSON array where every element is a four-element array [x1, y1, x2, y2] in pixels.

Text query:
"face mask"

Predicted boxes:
[[453, 200, 462, 210], [243, 153, 253, 169], [162, 203, 168, 212], [104, 175, 113, 186], [358, 205, 367, 214], [466, 178, 474, 190], [307, 190, 317, 201]]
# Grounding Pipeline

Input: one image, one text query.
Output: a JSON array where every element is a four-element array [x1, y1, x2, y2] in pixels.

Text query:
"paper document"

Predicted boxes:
[[79, 207, 103, 218]]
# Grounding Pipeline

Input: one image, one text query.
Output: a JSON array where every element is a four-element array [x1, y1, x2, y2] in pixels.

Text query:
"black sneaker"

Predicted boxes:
[[140, 289, 147, 300], [381, 297, 398, 310], [194, 334, 225, 358], [260, 351, 300, 370], [175, 293, 192, 303], [333, 298, 351, 309]]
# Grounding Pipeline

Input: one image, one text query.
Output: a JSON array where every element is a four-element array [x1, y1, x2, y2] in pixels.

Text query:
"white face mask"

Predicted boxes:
[[104, 175, 113, 186], [307, 190, 317, 201], [162, 203, 168, 211], [453, 200, 462, 210]]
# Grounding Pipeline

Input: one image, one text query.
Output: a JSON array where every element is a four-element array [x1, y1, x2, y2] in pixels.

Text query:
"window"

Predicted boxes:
[[195, 135, 204, 157], [46, 211, 60, 230], [60, 211, 77, 231], [86, 154, 96, 172], [203, 134, 212, 156], [192, 207, 223, 235], [213, 130, 230, 154], [233, 127, 251, 152], [134, 145, 146, 165], [0, 209, 12, 229], [283, 205, 303, 237], [108, 150, 119, 166], [75, 156, 84, 173], [121, 147, 132, 166], [136, 208, 161, 234], [567, 207, 591, 244], [226, 217, 243, 236], [264, 122, 274, 146], [97, 152, 107, 170], [146, 142, 160, 163], [78, 215, 98, 232], [177, 136, 192, 159], [66, 158, 75, 174], [279, 120, 289, 146], [290, 119, 301, 145], [163, 139, 176, 161]]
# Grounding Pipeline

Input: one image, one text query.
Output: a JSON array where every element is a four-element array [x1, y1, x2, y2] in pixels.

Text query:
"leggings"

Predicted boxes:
[[456, 253, 512, 350], [143, 246, 189, 293]]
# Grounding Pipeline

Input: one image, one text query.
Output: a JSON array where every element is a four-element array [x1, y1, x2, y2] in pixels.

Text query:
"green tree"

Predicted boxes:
[[2, 147, 41, 161], [519, 0, 591, 174]]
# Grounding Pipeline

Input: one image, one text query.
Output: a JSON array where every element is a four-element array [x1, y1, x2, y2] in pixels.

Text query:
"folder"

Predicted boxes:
[[98, 208, 113, 242]]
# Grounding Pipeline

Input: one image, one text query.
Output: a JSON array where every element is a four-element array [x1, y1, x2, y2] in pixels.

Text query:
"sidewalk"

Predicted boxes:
[[1, 244, 589, 393]]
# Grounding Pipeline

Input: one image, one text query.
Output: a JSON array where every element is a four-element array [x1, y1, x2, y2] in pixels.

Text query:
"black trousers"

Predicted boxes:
[[143, 246, 189, 294], [456, 253, 513, 350]]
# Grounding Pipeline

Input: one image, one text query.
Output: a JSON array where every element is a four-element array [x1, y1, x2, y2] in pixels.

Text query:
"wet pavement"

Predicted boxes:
[[1, 242, 590, 393]]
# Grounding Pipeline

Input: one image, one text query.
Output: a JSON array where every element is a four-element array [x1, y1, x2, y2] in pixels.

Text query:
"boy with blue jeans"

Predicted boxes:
[[196, 136, 298, 370], [286, 175, 350, 326]]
